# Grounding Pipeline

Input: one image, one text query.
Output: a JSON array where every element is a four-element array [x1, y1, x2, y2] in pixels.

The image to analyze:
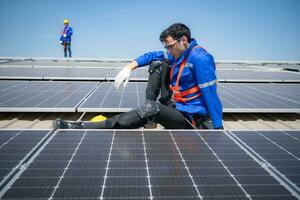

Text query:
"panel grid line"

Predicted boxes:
[[0, 130, 22, 149], [99, 131, 115, 200], [1, 130, 299, 199], [244, 84, 300, 106], [53, 83, 90, 107], [0, 130, 55, 199], [49, 130, 88, 200], [195, 130, 252, 200], [0, 83, 49, 105], [222, 92, 258, 108], [15, 82, 61, 107], [142, 130, 153, 200], [169, 131, 203, 200], [281, 131, 300, 142], [98, 83, 113, 108], [228, 130, 300, 198], [256, 131, 300, 160], [118, 84, 126, 108], [74, 82, 101, 110], [238, 91, 277, 107]]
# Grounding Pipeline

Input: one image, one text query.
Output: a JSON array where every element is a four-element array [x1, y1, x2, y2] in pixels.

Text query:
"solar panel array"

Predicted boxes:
[[261, 64, 300, 72], [1, 81, 299, 113], [106, 67, 150, 81], [0, 129, 299, 199], [78, 82, 147, 112], [1, 59, 299, 71], [78, 82, 300, 113], [0, 130, 50, 186], [216, 70, 300, 83], [0, 81, 98, 112], [231, 130, 300, 188], [1, 66, 300, 82], [218, 83, 300, 113], [0, 59, 130, 67], [0, 67, 112, 80], [0, 59, 299, 199]]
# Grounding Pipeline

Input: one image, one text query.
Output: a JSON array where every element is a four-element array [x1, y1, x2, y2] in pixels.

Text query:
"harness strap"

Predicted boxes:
[[169, 46, 202, 103]]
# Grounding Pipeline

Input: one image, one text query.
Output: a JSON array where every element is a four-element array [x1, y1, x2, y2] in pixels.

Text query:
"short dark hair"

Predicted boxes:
[[159, 23, 191, 43]]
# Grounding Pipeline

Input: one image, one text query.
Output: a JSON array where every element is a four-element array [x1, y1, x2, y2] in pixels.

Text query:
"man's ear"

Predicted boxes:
[[182, 36, 188, 44]]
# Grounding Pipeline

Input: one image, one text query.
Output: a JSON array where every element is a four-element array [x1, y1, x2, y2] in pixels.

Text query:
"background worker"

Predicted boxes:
[[59, 19, 73, 58], [54, 23, 223, 129]]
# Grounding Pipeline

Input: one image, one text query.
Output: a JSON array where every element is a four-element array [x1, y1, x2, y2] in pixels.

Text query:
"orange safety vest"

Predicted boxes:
[[169, 46, 202, 103]]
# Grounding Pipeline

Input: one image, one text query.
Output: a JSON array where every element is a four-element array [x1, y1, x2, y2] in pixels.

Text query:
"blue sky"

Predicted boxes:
[[0, 0, 299, 60]]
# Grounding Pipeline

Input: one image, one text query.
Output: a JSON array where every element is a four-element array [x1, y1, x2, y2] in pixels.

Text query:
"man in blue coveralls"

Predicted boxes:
[[54, 23, 223, 129], [59, 19, 73, 58]]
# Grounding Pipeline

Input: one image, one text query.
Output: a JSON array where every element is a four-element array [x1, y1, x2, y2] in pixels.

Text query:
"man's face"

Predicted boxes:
[[163, 35, 188, 59], [64, 23, 68, 27]]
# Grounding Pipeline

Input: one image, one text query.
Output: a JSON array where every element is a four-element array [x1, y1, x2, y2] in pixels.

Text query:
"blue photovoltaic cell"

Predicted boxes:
[[107, 67, 300, 82], [232, 130, 300, 188], [78, 82, 300, 113], [1, 130, 298, 199], [78, 82, 147, 112], [1, 79, 300, 113], [0, 130, 50, 184], [0, 81, 98, 112], [0, 67, 112, 81]]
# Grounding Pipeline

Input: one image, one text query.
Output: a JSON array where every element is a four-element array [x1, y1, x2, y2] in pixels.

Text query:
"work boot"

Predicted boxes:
[[144, 120, 157, 129], [53, 118, 84, 129]]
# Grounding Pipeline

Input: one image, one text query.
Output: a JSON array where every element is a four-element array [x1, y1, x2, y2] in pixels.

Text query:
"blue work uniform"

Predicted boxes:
[[59, 26, 73, 43], [134, 39, 223, 128]]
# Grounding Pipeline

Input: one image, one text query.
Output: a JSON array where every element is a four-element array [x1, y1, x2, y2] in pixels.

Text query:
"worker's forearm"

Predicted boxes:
[[126, 60, 138, 71]]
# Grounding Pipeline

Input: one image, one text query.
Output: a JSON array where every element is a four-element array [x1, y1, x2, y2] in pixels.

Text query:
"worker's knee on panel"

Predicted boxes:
[[148, 61, 162, 74], [161, 60, 170, 68], [136, 100, 160, 120], [109, 111, 145, 128]]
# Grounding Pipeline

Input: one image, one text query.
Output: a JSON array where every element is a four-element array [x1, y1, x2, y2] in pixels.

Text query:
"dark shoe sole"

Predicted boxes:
[[53, 118, 62, 129]]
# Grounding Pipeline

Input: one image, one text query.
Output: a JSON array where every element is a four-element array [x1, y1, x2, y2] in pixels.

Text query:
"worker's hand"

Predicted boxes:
[[63, 34, 67, 37], [60, 41, 63, 45], [114, 66, 131, 89]]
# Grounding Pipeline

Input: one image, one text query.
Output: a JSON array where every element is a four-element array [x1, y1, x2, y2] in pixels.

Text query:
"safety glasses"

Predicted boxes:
[[163, 37, 183, 51]]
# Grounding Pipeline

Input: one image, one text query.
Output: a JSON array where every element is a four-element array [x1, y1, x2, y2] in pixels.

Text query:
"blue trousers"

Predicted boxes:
[[63, 42, 72, 58]]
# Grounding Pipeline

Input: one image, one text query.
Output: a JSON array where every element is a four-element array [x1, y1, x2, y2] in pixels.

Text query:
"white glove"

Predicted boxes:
[[60, 41, 63, 44], [63, 34, 67, 37], [114, 67, 131, 89]]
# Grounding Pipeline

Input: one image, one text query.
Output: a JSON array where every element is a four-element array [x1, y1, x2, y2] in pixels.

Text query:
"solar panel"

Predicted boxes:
[[78, 82, 147, 112], [217, 70, 300, 83], [106, 67, 149, 81], [0, 81, 98, 112], [0, 130, 51, 187], [0, 67, 45, 80], [0, 59, 12, 64], [79, 82, 300, 113], [0, 67, 112, 81], [0, 60, 129, 68], [1, 64, 300, 83], [0, 59, 32, 66], [219, 83, 300, 113], [283, 64, 300, 72], [216, 63, 262, 70], [1, 81, 299, 113], [261, 64, 300, 72], [0, 130, 298, 199], [106, 68, 300, 82], [43, 67, 112, 80], [231, 130, 300, 189]]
